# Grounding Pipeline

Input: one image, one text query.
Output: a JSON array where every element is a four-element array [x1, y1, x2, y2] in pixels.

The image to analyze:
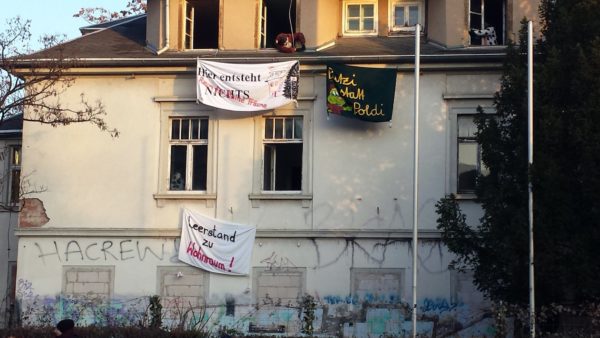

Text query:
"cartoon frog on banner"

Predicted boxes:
[[327, 84, 351, 115]]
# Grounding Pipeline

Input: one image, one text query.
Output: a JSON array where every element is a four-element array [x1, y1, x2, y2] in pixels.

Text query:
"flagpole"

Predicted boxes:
[[527, 20, 536, 338], [411, 23, 421, 338]]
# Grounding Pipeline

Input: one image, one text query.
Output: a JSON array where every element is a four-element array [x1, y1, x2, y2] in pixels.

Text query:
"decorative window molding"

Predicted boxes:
[[447, 106, 494, 198], [155, 105, 217, 204], [250, 105, 313, 204]]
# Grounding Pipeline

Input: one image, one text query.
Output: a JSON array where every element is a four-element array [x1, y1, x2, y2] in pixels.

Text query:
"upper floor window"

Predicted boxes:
[[390, 1, 424, 32], [260, 0, 297, 48], [183, 0, 219, 49], [457, 115, 488, 194], [169, 117, 208, 191], [344, 1, 377, 35], [263, 116, 303, 191], [469, 0, 505, 46]]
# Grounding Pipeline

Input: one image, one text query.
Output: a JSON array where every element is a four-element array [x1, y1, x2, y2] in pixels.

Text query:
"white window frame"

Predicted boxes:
[[155, 105, 217, 202], [448, 106, 494, 198], [168, 117, 209, 192], [262, 115, 303, 193], [389, 0, 424, 32], [343, 1, 378, 36], [250, 106, 312, 203]]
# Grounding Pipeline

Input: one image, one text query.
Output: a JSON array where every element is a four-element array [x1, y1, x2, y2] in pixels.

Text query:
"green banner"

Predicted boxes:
[[326, 64, 397, 122]]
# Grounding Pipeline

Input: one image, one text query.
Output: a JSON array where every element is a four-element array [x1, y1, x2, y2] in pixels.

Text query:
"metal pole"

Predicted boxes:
[[411, 23, 421, 338], [527, 20, 536, 338]]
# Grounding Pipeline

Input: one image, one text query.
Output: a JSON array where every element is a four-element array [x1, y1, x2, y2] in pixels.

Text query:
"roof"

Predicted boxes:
[[23, 15, 507, 68], [0, 114, 23, 139]]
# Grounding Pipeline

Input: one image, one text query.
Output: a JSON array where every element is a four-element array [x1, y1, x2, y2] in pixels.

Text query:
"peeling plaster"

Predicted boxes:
[[19, 198, 50, 228]]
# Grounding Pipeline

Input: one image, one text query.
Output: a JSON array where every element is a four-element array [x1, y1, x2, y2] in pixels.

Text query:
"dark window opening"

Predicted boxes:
[[169, 118, 208, 191], [185, 0, 220, 49], [469, 0, 504, 46], [261, 0, 296, 48], [263, 143, 302, 191]]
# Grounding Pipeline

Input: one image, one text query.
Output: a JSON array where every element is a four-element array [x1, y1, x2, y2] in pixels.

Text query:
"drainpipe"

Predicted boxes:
[[156, 0, 170, 55]]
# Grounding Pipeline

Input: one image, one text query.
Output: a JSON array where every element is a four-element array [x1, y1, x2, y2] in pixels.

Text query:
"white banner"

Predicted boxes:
[[178, 209, 256, 275], [196, 60, 299, 111]]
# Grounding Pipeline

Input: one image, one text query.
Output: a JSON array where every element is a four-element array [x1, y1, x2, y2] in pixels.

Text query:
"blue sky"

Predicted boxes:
[[0, 0, 133, 49]]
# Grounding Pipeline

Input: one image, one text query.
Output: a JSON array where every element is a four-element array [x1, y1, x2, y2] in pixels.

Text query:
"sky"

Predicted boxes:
[[0, 0, 133, 49]]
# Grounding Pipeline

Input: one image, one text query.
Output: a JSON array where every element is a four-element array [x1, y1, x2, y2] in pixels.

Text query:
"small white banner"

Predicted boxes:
[[178, 209, 256, 275], [196, 60, 299, 111]]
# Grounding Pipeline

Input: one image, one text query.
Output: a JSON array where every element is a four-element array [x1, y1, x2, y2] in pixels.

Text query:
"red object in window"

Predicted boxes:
[[275, 32, 306, 53]]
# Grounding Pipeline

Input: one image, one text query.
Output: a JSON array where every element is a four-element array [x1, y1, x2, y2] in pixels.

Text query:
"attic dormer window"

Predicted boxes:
[[390, 1, 424, 32], [183, 0, 219, 49], [343, 1, 377, 35]]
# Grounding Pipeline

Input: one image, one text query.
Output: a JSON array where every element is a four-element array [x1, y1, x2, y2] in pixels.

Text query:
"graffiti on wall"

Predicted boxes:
[[32, 239, 180, 264]]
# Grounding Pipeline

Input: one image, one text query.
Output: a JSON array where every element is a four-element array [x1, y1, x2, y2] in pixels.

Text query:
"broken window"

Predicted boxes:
[[469, 0, 505, 45], [344, 1, 377, 35], [259, 0, 296, 48], [184, 0, 219, 49], [169, 117, 208, 191], [263, 116, 303, 191], [391, 1, 424, 32]]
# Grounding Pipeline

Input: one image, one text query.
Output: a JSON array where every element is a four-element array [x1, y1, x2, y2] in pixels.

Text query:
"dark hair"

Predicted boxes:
[[56, 319, 75, 333]]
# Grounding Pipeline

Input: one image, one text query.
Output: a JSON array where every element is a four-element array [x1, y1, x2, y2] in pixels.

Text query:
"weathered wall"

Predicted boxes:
[[17, 66, 501, 336], [17, 236, 494, 336]]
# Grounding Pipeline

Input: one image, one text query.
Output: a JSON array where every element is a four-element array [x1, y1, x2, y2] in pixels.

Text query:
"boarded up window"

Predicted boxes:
[[351, 268, 404, 304], [62, 266, 114, 299]]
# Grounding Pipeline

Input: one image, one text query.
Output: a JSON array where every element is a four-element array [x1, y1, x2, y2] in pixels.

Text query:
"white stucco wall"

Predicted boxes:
[[16, 66, 500, 336]]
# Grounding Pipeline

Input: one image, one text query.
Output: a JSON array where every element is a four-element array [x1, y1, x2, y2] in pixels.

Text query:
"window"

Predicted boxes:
[[169, 117, 208, 191], [260, 0, 297, 48], [263, 116, 303, 191], [469, 0, 505, 45], [183, 0, 219, 49], [457, 115, 488, 194], [391, 1, 423, 32], [8, 145, 20, 204], [344, 1, 377, 35]]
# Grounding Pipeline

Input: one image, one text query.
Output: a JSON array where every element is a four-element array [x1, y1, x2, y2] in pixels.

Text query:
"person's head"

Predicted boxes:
[[55, 319, 75, 336]]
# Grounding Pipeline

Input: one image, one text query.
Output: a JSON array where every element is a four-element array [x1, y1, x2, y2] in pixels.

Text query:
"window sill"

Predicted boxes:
[[248, 193, 312, 208], [154, 193, 217, 208], [453, 193, 477, 200], [153, 193, 217, 200]]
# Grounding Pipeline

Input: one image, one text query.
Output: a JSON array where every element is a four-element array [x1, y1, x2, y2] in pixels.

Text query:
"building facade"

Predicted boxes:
[[13, 0, 538, 336]]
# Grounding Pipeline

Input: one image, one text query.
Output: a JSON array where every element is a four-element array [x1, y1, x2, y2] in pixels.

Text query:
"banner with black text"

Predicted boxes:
[[178, 209, 256, 275], [197, 60, 299, 111]]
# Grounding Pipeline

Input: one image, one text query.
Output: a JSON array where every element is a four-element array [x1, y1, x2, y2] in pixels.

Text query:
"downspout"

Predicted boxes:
[[156, 0, 170, 54]]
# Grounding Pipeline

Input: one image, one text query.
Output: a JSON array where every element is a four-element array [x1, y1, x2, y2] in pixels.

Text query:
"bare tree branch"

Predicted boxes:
[[74, 0, 147, 24], [0, 16, 119, 137]]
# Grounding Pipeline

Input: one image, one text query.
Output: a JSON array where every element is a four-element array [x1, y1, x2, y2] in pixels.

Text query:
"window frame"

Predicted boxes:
[[342, 0, 378, 36], [5, 144, 21, 205], [168, 117, 209, 192], [155, 106, 217, 202], [181, 0, 221, 50], [468, 0, 506, 46], [389, 0, 424, 33], [250, 107, 312, 203], [262, 116, 304, 192], [448, 107, 494, 199]]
